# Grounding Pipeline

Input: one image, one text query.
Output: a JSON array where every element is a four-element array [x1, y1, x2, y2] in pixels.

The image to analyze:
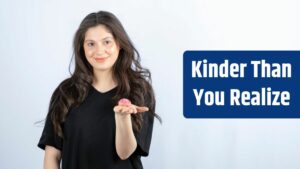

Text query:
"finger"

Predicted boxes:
[[120, 106, 128, 114], [113, 106, 122, 113], [122, 106, 134, 114], [135, 106, 149, 113], [128, 105, 137, 114], [130, 107, 136, 114], [114, 106, 129, 114], [121, 105, 137, 114]]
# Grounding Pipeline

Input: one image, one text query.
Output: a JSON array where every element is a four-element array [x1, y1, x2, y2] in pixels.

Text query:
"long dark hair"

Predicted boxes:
[[48, 11, 161, 138]]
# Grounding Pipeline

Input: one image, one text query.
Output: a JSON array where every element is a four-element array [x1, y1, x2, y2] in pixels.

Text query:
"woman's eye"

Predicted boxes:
[[104, 40, 111, 45], [87, 42, 94, 47]]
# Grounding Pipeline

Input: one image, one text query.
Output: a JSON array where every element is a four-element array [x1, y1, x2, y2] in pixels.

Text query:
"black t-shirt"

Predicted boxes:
[[38, 85, 154, 169]]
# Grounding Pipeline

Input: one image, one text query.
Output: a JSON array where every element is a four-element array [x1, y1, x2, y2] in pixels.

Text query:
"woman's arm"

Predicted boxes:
[[114, 100, 149, 160], [44, 145, 61, 169], [115, 113, 137, 160]]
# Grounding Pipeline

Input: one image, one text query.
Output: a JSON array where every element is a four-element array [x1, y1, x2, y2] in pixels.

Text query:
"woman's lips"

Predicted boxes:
[[95, 57, 108, 62]]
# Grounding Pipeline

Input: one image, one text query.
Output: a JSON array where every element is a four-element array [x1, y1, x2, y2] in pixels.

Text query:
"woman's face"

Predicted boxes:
[[83, 25, 120, 72]]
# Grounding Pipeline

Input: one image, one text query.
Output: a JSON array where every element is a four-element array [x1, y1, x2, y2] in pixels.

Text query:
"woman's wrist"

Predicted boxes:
[[115, 112, 131, 120]]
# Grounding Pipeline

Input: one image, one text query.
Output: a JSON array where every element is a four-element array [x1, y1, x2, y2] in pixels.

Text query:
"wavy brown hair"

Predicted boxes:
[[48, 11, 161, 138]]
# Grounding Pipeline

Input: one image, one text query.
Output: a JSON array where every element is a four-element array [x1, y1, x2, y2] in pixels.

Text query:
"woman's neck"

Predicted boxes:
[[92, 69, 117, 92]]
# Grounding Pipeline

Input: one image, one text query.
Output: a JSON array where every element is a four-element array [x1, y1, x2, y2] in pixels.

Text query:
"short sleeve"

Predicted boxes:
[[133, 109, 154, 157], [37, 113, 63, 151]]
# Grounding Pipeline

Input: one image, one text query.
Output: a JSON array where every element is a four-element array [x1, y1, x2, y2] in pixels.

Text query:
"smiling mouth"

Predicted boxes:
[[95, 57, 108, 62]]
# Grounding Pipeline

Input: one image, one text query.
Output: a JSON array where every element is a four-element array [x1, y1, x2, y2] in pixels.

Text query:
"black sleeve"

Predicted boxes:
[[133, 111, 154, 157], [37, 113, 63, 151]]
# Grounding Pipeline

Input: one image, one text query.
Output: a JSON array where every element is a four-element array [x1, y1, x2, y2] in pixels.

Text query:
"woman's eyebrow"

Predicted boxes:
[[84, 39, 94, 42], [102, 36, 114, 40], [84, 36, 113, 42]]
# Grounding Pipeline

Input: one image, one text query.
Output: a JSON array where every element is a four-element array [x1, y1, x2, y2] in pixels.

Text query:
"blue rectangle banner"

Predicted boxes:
[[183, 51, 300, 118]]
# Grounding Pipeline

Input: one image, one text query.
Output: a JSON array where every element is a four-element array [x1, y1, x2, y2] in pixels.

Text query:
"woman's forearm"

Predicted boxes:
[[44, 157, 60, 169], [44, 146, 61, 169], [115, 113, 137, 160]]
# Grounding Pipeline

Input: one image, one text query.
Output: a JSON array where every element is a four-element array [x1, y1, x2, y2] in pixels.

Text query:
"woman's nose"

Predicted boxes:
[[95, 45, 106, 55]]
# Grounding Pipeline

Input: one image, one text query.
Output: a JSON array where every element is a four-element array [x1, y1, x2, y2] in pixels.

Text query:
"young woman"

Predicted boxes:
[[37, 11, 161, 169]]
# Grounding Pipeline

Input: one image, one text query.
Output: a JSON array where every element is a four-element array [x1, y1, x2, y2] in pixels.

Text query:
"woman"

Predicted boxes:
[[38, 11, 161, 169]]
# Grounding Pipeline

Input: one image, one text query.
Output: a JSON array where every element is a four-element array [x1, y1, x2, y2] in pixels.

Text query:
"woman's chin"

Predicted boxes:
[[92, 66, 112, 72]]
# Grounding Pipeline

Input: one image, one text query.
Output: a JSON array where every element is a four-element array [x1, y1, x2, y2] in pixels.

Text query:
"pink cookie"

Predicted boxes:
[[118, 98, 131, 106]]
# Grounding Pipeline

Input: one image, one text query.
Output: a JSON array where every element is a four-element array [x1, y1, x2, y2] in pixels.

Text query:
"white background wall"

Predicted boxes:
[[1, 0, 300, 169]]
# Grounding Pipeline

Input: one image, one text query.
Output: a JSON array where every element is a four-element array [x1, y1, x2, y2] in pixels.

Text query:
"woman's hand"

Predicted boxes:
[[113, 98, 149, 116], [114, 98, 148, 159]]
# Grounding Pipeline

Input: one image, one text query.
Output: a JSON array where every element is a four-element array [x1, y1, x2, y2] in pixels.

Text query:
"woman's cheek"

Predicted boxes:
[[107, 44, 118, 54], [86, 50, 94, 58], [105, 47, 112, 54]]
